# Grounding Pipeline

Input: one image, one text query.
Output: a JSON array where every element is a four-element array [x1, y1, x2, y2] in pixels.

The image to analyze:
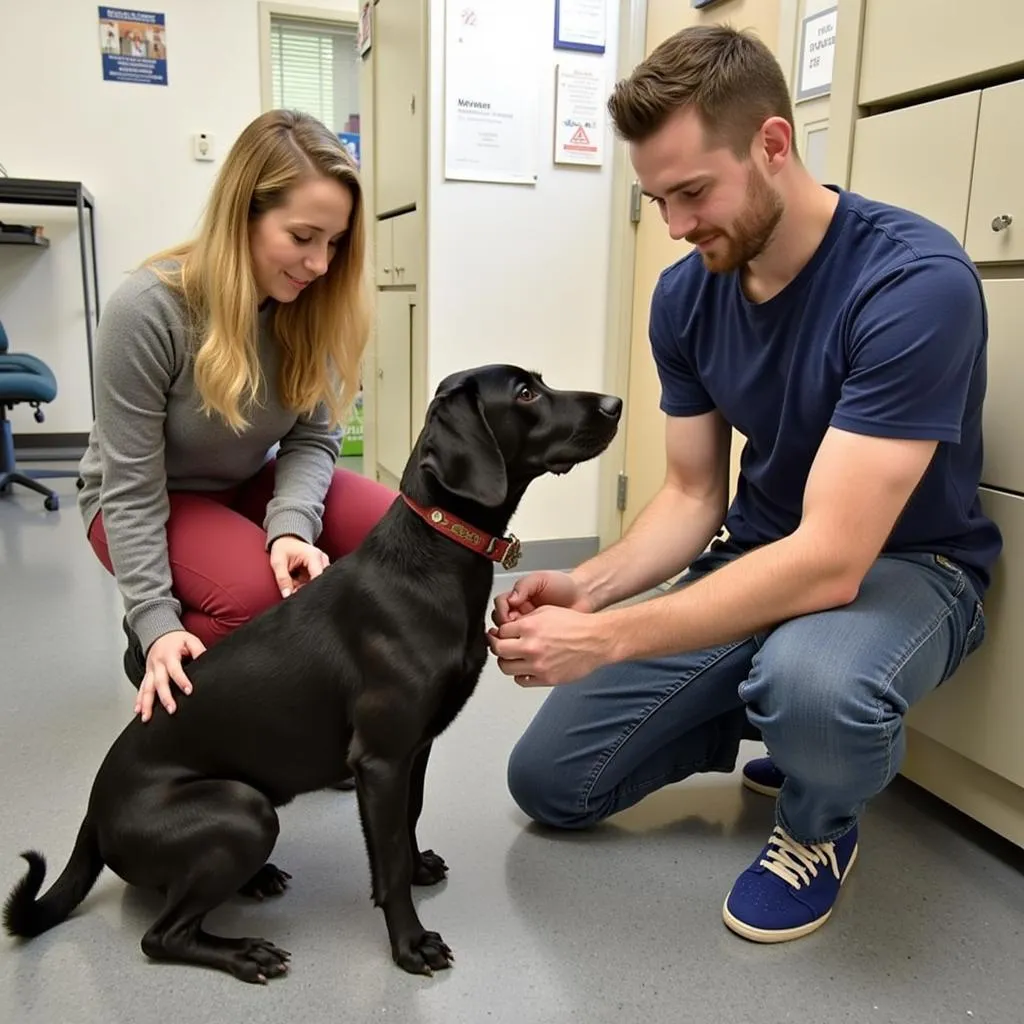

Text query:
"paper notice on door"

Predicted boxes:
[[444, 0, 541, 185], [553, 64, 604, 166]]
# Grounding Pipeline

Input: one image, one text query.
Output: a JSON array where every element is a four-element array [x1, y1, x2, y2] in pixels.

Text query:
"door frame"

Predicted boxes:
[[596, 0, 847, 551], [595, 0, 648, 551]]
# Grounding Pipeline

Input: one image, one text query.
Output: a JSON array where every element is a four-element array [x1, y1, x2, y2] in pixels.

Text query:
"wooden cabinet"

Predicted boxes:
[[373, 0, 422, 214], [837, 0, 1024, 850], [374, 209, 421, 288], [362, 0, 427, 487], [849, 92, 980, 244], [980, 279, 1024, 493], [374, 290, 415, 482], [849, 81, 1024, 267], [859, 0, 1024, 105], [964, 80, 1024, 265], [907, 489, 1024, 791]]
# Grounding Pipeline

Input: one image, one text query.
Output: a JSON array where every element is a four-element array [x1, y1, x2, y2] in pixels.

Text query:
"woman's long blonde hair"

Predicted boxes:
[[147, 109, 371, 431]]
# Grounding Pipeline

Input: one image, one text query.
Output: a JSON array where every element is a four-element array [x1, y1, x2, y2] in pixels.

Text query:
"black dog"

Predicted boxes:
[[3, 364, 621, 983]]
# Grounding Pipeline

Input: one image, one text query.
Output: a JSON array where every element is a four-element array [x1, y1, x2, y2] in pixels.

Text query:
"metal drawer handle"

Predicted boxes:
[[991, 214, 1013, 232]]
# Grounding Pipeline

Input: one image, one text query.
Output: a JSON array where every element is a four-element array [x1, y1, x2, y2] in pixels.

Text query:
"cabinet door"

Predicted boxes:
[[374, 218, 394, 288], [965, 80, 1024, 264], [375, 290, 413, 480], [859, 0, 1024, 105], [980, 278, 1024, 493], [374, 0, 422, 214], [907, 489, 1024, 790], [849, 91, 980, 244], [389, 209, 420, 287]]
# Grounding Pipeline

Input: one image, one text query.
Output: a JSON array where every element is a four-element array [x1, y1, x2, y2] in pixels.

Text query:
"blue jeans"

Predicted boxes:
[[506, 541, 987, 845]]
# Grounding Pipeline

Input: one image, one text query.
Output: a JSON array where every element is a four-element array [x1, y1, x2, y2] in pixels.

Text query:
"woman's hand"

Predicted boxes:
[[269, 535, 330, 597], [137, 630, 207, 722]]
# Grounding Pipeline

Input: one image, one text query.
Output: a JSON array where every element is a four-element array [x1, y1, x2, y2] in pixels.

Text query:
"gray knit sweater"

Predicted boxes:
[[78, 266, 342, 653]]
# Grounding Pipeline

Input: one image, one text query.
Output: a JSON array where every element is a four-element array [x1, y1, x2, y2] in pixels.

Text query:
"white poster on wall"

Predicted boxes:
[[444, 0, 541, 185], [553, 64, 604, 166], [796, 6, 838, 101]]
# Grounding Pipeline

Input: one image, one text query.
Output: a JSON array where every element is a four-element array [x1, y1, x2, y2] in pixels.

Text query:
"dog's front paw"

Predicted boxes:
[[238, 863, 293, 900], [394, 930, 454, 976], [413, 849, 448, 886]]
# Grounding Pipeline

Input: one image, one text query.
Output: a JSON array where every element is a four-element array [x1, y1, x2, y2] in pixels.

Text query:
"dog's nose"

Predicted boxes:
[[598, 396, 622, 419]]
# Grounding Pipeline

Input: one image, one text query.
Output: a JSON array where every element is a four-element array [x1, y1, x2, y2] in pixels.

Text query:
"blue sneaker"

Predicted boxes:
[[741, 756, 786, 797], [723, 824, 859, 942]]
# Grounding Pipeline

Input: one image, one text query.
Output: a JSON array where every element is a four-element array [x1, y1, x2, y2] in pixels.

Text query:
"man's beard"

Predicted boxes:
[[689, 167, 783, 273]]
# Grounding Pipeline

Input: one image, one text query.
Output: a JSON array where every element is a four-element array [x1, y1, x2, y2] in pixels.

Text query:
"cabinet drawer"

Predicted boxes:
[[965, 81, 1024, 264], [849, 92, 980, 244], [859, 0, 1024, 105], [907, 488, 1024, 789], [980, 278, 1024, 493]]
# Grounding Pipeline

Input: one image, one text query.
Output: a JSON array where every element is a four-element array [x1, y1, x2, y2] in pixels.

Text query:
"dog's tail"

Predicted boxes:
[[3, 817, 104, 939]]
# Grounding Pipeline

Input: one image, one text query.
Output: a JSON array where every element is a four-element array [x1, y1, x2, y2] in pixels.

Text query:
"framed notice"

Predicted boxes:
[[554, 0, 606, 54], [444, 0, 541, 185], [796, 6, 838, 102]]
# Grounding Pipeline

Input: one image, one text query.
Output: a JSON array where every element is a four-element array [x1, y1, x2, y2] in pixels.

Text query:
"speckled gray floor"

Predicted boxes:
[[2, 469, 1024, 1024]]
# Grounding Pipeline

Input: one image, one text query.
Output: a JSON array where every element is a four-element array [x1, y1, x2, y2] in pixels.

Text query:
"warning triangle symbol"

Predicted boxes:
[[570, 125, 589, 145]]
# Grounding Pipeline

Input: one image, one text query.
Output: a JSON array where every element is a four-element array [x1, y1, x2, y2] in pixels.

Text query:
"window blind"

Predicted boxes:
[[270, 19, 337, 128]]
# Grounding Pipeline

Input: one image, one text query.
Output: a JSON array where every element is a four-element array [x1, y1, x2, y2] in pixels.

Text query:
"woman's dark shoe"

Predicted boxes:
[[121, 616, 146, 689]]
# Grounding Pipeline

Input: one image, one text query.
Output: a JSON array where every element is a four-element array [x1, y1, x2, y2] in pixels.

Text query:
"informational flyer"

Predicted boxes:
[[553, 64, 604, 166], [443, 0, 541, 185], [98, 7, 168, 87]]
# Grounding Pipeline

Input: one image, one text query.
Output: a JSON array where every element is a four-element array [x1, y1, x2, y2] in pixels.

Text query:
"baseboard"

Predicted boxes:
[[13, 431, 88, 462], [496, 536, 598, 576]]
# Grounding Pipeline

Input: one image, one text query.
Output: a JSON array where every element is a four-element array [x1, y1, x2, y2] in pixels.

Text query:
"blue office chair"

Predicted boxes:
[[0, 317, 67, 511]]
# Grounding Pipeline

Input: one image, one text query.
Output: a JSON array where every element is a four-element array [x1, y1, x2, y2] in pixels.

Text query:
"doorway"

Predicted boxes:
[[603, 0, 834, 551]]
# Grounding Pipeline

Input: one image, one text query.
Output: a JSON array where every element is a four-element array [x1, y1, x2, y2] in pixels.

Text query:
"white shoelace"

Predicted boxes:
[[760, 826, 840, 890]]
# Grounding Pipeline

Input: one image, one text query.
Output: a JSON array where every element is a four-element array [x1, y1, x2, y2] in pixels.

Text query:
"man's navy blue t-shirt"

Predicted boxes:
[[649, 185, 1002, 595]]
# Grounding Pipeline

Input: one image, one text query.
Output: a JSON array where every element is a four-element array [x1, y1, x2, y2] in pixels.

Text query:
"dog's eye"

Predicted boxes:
[[516, 385, 537, 403]]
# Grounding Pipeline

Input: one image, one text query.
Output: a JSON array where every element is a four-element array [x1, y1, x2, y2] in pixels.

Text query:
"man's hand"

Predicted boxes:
[[488, 605, 610, 686], [137, 629, 207, 722], [491, 570, 593, 628], [269, 535, 330, 597]]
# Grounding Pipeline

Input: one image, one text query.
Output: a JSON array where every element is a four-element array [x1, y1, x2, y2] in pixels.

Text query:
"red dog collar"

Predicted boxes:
[[401, 495, 522, 571]]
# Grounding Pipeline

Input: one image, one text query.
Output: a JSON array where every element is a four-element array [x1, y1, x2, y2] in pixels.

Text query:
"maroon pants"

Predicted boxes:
[[88, 461, 397, 649]]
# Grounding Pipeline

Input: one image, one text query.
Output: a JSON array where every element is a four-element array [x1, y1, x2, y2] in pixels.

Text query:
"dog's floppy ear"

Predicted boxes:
[[420, 384, 508, 507]]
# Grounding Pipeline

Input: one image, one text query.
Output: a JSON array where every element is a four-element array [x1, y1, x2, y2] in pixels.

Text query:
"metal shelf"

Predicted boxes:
[[0, 177, 99, 418], [0, 233, 50, 248]]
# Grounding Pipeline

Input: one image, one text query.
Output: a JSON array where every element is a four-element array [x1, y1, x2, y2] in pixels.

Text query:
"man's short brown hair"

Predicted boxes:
[[607, 24, 797, 158]]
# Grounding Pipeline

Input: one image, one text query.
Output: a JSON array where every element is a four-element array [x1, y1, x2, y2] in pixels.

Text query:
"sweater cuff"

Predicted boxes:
[[265, 509, 319, 550], [131, 602, 186, 656]]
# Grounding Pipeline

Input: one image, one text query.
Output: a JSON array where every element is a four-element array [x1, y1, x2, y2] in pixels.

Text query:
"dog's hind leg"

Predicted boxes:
[[237, 863, 292, 900], [133, 779, 290, 983], [350, 746, 454, 975], [408, 743, 447, 886]]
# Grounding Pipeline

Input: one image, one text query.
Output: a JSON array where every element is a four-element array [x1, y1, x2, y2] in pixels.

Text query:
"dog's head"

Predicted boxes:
[[411, 364, 622, 511]]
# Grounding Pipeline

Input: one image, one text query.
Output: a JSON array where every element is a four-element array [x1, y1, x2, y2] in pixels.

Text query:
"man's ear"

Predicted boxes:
[[419, 385, 508, 507]]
